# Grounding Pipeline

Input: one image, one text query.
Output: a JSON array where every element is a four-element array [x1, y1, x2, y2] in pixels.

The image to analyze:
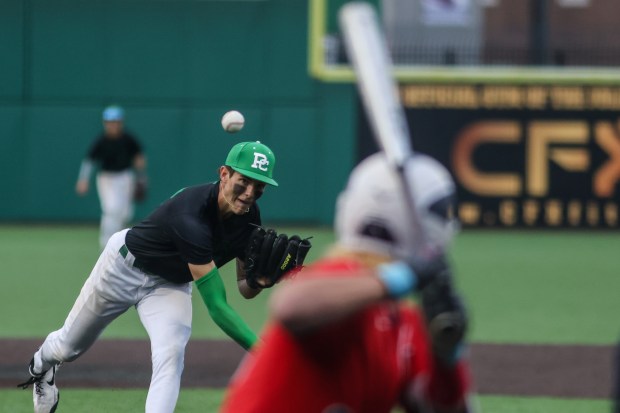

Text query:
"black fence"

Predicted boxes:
[[328, 34, 620, 67]]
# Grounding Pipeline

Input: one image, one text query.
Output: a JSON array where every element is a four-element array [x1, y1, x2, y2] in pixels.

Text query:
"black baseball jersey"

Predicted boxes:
[[88, 132, 142, 172], [124, 182, 261, 283]]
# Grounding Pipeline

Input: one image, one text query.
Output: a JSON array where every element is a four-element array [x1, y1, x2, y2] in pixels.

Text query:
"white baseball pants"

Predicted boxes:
[[35, 229, 193, 413], [96, 170, 135, 249]]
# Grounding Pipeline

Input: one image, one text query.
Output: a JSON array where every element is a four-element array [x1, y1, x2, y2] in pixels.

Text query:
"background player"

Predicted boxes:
[[20, 141, 307, 413], [222, 152, 474, 413], [76, 105, 148, 249]]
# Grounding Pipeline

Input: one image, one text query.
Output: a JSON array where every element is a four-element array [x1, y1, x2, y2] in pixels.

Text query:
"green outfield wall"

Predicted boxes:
[[5, 0, 619, 228], [0, 0, 356, 225]]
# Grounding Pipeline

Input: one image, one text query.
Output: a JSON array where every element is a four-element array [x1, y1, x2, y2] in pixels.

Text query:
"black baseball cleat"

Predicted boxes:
[[18, 358, 59, 413]]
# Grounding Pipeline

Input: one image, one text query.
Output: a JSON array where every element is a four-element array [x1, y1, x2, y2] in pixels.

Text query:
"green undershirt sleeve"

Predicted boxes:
[[194, 267, 258, 350]]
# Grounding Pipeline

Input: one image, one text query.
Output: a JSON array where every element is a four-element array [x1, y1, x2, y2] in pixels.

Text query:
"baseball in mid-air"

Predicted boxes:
[[221, 110, 245, 133]]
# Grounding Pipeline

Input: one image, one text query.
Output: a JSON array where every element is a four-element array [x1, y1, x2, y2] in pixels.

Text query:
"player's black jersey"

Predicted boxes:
[[125, 182, 261, 283], [88, 132, 142, 172]]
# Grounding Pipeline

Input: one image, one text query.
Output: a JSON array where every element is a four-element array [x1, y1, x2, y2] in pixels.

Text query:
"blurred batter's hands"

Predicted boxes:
[[420, 263, 468, 366]]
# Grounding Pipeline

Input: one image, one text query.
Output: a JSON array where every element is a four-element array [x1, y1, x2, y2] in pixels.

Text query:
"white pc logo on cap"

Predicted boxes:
[[251, 153, 269, 171]]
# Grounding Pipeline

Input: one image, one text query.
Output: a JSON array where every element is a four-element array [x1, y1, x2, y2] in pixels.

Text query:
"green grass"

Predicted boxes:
[[452, 230, 620, 344], [0, 388, 226, 413], [0, 224, 334, 339], [0, 390, 610, 413], [2, 224, 618, 344], [476, 396, 611, 413], [1, 224, 617, 412]]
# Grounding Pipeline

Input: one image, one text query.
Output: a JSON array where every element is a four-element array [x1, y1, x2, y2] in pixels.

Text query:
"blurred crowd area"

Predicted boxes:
[[328, 0, 620, 67]]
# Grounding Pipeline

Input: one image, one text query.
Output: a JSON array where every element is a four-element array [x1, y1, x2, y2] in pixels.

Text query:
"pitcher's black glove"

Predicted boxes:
[[244, 226, 312, 289], [420, 267, 468, 366]]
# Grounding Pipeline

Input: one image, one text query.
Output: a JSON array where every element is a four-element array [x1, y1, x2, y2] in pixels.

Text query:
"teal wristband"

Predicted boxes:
[[378, 261, 417, 298], [443, 343, 466, 366]]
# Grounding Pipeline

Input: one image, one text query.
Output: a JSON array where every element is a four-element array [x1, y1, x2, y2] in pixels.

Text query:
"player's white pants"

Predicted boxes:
[[96, 170, 135, 249], [35, 229, 193, 413]]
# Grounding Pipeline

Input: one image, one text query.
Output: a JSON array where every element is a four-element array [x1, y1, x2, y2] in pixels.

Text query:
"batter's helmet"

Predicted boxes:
[[335, 152, 458, 262]]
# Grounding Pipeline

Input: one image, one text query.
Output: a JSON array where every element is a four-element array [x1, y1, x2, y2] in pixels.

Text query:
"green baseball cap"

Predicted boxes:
[[225, 141, 278, 186]]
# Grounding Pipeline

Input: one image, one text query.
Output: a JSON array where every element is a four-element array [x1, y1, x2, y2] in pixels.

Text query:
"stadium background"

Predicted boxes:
[[1, 0, 618, 411], [0, 0, 356, 225]]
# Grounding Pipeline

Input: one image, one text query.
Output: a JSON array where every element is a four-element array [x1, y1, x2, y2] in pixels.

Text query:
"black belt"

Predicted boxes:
[[119, 244, 154, 275]]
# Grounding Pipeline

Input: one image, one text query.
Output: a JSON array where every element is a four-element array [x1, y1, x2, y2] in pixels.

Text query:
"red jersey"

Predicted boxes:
[[221, 257, 469, 413]]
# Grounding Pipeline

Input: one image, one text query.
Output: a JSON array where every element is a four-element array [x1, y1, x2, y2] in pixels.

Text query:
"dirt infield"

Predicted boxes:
[[1, 339, 614, 399]]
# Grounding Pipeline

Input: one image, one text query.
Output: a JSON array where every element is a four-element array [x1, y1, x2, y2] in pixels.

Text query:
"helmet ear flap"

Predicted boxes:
[[359, 219, 396, 243], [428, 194, 457, 221]]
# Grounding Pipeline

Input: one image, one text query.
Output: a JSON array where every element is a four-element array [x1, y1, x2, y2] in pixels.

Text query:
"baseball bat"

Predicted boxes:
[[339, 2, 427, 253], [339, 11, 480, 412]]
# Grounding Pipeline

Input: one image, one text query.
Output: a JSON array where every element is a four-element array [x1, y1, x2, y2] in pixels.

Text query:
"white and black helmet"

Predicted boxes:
[[335, 152, 459, 262]]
